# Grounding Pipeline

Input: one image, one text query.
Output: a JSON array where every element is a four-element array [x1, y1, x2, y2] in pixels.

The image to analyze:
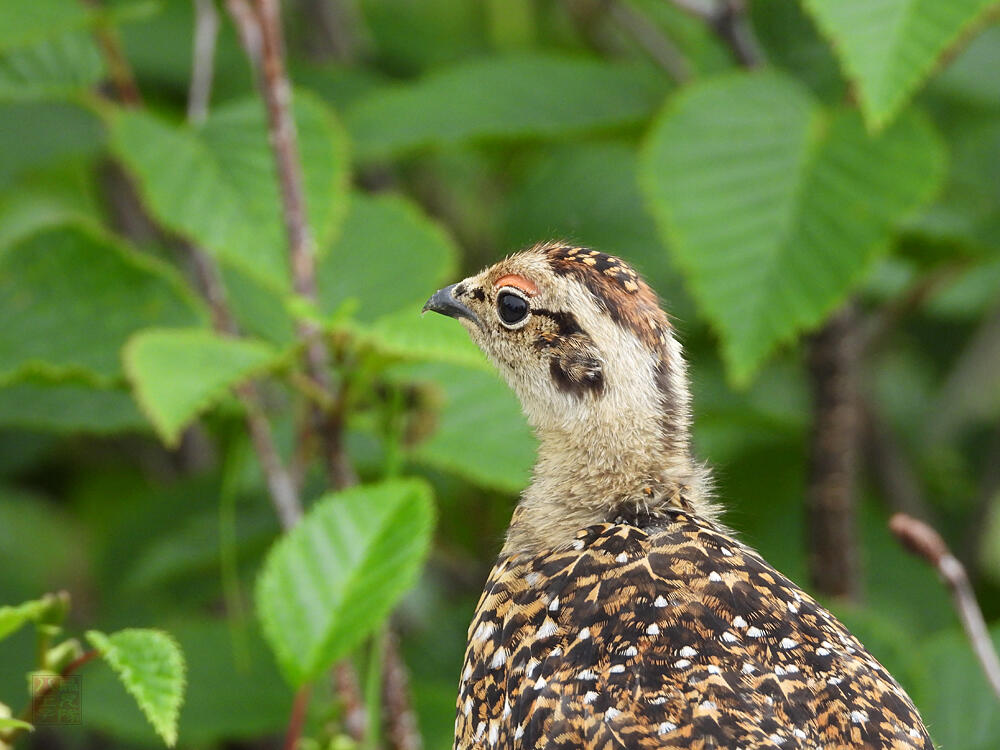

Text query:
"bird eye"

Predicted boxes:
[[497, 290, 529, 327]]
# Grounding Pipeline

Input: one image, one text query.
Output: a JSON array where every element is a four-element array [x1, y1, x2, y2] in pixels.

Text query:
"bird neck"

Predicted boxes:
[[501, 402, 713, 557]]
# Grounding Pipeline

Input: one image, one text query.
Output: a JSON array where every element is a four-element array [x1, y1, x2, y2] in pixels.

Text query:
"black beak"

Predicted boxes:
[[423, 283, 482, 328]]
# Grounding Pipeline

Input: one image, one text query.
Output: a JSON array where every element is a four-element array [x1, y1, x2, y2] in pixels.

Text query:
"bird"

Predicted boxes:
[[423, 242, 933, 750]]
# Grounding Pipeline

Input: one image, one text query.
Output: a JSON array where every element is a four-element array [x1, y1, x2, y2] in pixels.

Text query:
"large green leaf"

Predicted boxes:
[[0, 223, 207, 384], [0, 101, 103, 189], [641, 72, 945, 385], [0, 30, 103, 100], [87, 629, 186, 747], [0, 378, 147, 434], [0, 0, 93, 51], [255, 479, 435, 685], [800, 0, 998, 129], [124, 329, 282, 446], [406, 363, 535, 493], [346, 54, 669, 160], [110, 91, 350, 290], [917, 625, 1000, 750], [318, 192, 458, 322]]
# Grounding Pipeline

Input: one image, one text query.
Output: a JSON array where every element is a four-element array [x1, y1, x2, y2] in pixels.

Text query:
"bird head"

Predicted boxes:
[[424, 242, 692, 456]]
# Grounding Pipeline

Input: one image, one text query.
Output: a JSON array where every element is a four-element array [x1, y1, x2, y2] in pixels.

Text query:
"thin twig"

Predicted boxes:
[[226, 0, 263, 73], [283, 684, 314, 750], [334, 661, 367, 743], [669, 0, 762, 67], [8, 650, 101, 739], [296, 0, 362, 62], [247, 0, 358, 489], [860, 263, 963, 354], [94, 27, 143, 104], [189, 0, 220, 125], [861, 398, 935, 522], [84, 0, 143, 105], [185, 215, 302, 529], [225, 3, 371, 745], [382, 630, 422, 750], [606, 0, 691, 83], [889, 514, 1000, 703]]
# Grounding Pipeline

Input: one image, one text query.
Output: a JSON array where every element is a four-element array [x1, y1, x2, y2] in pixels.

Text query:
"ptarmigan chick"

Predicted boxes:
[[424, 242, 932, 750]]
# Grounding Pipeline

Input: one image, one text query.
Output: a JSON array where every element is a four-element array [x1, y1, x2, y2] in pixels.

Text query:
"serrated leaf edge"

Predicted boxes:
[[254, 479, 435, 685], [800, 0, 1000, 131], [86, 628, 186, 747], [122, 328, 284, 447]]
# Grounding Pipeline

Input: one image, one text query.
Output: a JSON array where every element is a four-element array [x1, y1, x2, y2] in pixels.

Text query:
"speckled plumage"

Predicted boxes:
[[426, 244, 933, 749], [455, 509, 932, 749]]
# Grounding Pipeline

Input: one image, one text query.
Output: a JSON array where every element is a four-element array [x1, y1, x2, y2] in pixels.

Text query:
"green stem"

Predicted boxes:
[[364, 630, 387, 750]]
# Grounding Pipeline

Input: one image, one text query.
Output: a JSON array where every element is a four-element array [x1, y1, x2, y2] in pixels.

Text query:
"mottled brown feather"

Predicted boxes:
[[455, 510, 932, 750]]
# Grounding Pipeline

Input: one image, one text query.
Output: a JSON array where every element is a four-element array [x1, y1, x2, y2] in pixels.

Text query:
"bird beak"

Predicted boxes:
[[423, 283, 482, 329]]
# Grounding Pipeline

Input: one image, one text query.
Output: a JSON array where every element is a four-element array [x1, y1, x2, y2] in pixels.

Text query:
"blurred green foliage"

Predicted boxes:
[[0, 0, 999, 748]]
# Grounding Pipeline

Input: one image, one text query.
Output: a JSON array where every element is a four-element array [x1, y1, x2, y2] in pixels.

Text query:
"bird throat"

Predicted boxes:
[[501, 405, 708, 557]]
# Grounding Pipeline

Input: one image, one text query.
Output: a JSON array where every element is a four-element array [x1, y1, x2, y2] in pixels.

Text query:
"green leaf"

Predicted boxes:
[[917, 625, 1000, 750], [110, 91, 350, 290], [0, 378, 147, 434], [502, 141, 686, 316], [0, 717, 34, 732], [80, 619, 292, 745], [750, 0, 845, 102], [0, 596, 50, 641], [318, 192, 458, 322], [0, 0, 93, 51], [255, 479, 435, 685], [0, 223, 207, 384], [406, 363, 535, 493], [0, 101, 103, 189], [124, 329, 282, 446], [800, 0, 998, 129], [0, 30, 104, 100], [0, 487, 78, 604], [641, 72, 945, 385], [0, 159, 102, 250], [86, 629, 186, 747], [355, 309, 490, 370], [346, 54, 669, 160]]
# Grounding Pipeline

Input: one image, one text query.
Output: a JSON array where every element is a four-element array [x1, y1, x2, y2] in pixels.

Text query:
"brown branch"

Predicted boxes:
[[243, 0, 358, 490], [94, 28, 143, 105], [283, 684, 313, 750], [889, 514, 1000, 703], [188, 0, 220, 125], [334, 661, 367, 743], [254, 0, 316, 300], [6, 649, 101, 740], [606, 0, 692, 83], [83, 0, 143, 105], [805, 303, 862, 600], [382, 630, 422, 750]]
